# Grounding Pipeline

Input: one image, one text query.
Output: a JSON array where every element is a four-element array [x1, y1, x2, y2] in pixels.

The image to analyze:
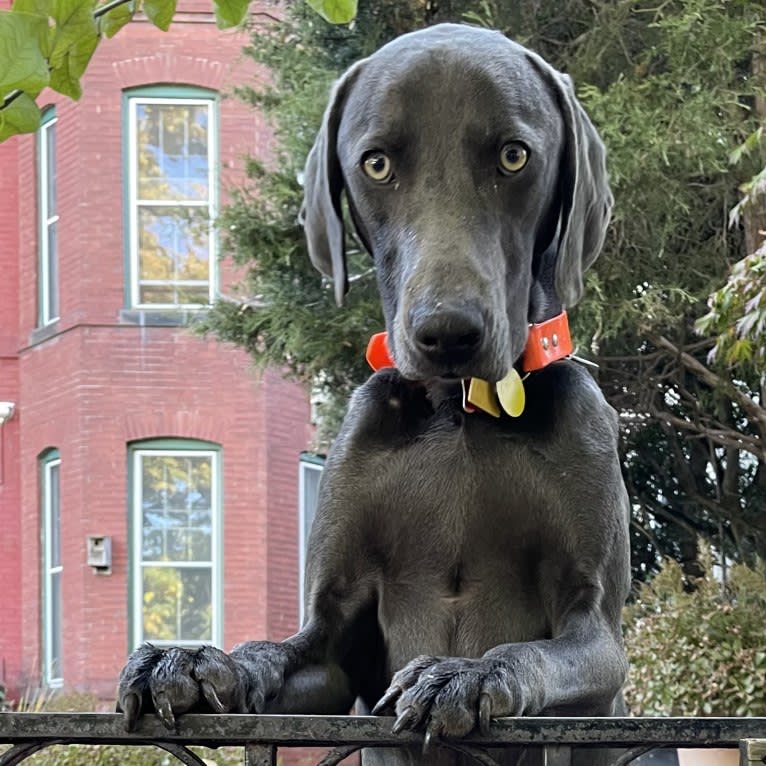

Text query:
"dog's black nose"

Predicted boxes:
[[411, 304, 484, 365]]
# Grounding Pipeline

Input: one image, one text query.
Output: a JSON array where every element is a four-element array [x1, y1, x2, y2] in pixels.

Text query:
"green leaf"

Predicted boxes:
[[305, 0, 357, 24], [0, 10, 50, 95], [0, 91, 41, 141], [49, 0, 98, 69], [100, 1, 134, 38], [11, 0, 51, 16], [143, 0, 176, 32], [48, 29, 97, 98], [213, 0, 249, 29]]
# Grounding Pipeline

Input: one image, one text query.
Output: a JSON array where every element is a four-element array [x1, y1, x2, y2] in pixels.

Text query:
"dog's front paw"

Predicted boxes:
[[373, 655, 525, 739], [117, 644, 247, 732]]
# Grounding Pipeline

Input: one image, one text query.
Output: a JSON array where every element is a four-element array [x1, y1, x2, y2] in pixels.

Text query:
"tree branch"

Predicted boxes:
[[652, 334, 766, 433], [649, 406, 764, 460]]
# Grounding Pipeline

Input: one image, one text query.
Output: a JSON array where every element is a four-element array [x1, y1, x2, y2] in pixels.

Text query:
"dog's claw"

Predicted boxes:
[[121, 692, 140, 733], [479, 693, 492, 735], [154, 694, 176, 731], [372, 687, 400, 715], [200, 681, 225, 713], [392, 706, 418, 734]]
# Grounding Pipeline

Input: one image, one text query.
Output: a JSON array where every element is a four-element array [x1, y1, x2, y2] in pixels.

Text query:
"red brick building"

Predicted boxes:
[[0, 2, 314, 702]]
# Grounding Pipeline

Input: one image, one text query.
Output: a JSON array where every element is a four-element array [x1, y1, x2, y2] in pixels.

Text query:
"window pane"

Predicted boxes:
[[45, 121, 56, 215], [142, 566, 212, 641], [136, 103, 209, 202], [176, 284, 211, 305], [141, 454, 213, 562], [130, 98, 215, 309], [138, 285, 175, 305], [136, 448, 219, 647], [46, 220, 59, 320], [49, 463, 61, 568], [138, 205, 210, 281], [49, 570, 62, 679]]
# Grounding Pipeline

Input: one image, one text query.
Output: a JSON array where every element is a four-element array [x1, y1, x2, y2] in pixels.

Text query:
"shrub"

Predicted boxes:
[[624, 549, 766, 716]]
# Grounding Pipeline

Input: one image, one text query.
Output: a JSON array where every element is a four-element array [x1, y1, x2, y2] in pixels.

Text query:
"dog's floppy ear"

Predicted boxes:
[[301, 61, 364, 307], [552, 72, 613, 307], [529, 58, 613, 308]]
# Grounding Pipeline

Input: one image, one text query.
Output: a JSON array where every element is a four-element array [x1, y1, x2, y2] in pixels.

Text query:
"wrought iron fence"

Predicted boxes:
[[1, 714, 765, 766]]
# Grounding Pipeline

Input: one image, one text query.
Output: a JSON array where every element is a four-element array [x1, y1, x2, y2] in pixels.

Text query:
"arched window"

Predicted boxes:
[[128, 439, 222, 649], [40, 448, 62, 687], [123, 86, 219, 309]]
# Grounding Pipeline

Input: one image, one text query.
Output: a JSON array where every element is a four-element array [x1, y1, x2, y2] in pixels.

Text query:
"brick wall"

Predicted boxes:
[[0, 133, 22, 697], [2, 2, 314, 700]]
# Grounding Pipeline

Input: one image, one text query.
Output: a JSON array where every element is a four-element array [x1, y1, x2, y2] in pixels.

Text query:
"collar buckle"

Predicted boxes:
[[520, 311, 573, 373]]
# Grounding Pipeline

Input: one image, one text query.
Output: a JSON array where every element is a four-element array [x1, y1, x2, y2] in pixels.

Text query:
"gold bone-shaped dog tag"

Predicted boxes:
[[466, 378, 501, 418], [496, 368, 526, 417]]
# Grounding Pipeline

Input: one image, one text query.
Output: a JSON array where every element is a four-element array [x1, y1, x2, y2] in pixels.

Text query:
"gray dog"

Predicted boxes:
[[118, 24, 631, 766]]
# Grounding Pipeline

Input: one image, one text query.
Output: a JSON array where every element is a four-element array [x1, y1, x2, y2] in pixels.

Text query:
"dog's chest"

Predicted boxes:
[[366, 413, 560, 663]]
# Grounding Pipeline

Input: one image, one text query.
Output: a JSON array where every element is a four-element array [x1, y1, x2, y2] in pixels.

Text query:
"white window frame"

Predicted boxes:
[[42, 457, 63, 688], [298, 457, 324, 626], [131, 448, 222, 650], [127, 96, 218, 309], [39, 114, 59, 326]]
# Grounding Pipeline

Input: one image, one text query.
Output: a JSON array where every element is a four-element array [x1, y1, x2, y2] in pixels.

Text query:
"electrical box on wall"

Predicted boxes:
[[86, 535, 112, 573]]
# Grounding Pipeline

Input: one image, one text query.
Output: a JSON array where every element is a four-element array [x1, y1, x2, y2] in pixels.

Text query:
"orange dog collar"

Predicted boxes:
[[366, 311, 573, 374]]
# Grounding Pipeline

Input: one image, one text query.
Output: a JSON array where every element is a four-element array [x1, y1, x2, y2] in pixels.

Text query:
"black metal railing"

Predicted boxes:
[[1, 714, 765, 766]]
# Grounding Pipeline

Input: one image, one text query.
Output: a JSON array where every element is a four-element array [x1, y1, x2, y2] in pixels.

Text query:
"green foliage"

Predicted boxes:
[[697, 128, 766, 373], [11, 741, 245, 766], [100, 1, 133, 38], [307, 0, 358, 25], [575, 0, 760, 341], [697, 246, 766, 372], [143, 0, 177, 32], [624, 548, 766, 716], [213, 0, 250, 30]]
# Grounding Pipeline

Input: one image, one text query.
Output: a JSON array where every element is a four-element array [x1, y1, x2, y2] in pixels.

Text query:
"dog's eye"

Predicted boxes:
[[499, 142, 529, 174], [361, 151, 393, 183]]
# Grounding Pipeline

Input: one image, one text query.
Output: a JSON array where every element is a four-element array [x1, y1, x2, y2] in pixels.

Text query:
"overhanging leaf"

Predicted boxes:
[[305, 0, 357, 24], [49, 29, 98, 98], [100, 1, 134, 38], [213, 0, 249, 29], [143, 0, 176, 32], [49, 0, 98, 69], [0, 91, 41, 140], [0, 10, 50, 95]]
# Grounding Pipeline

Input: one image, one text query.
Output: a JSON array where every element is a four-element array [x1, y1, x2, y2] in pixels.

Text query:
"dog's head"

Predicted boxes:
[[302, 24, 612, 383]]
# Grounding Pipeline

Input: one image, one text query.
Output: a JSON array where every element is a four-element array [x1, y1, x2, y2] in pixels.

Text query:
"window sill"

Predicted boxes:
[[29, 320, 61, 345]]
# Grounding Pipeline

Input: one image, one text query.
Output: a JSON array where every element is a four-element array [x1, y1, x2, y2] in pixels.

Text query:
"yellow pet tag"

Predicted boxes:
[[496, 368, 526, 417], [466, 378, 501, 418]]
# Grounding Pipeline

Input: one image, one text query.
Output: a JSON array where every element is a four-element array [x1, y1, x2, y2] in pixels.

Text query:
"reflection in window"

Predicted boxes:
[[132, 448, 221, 646], [127, 97, 216, 308]]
